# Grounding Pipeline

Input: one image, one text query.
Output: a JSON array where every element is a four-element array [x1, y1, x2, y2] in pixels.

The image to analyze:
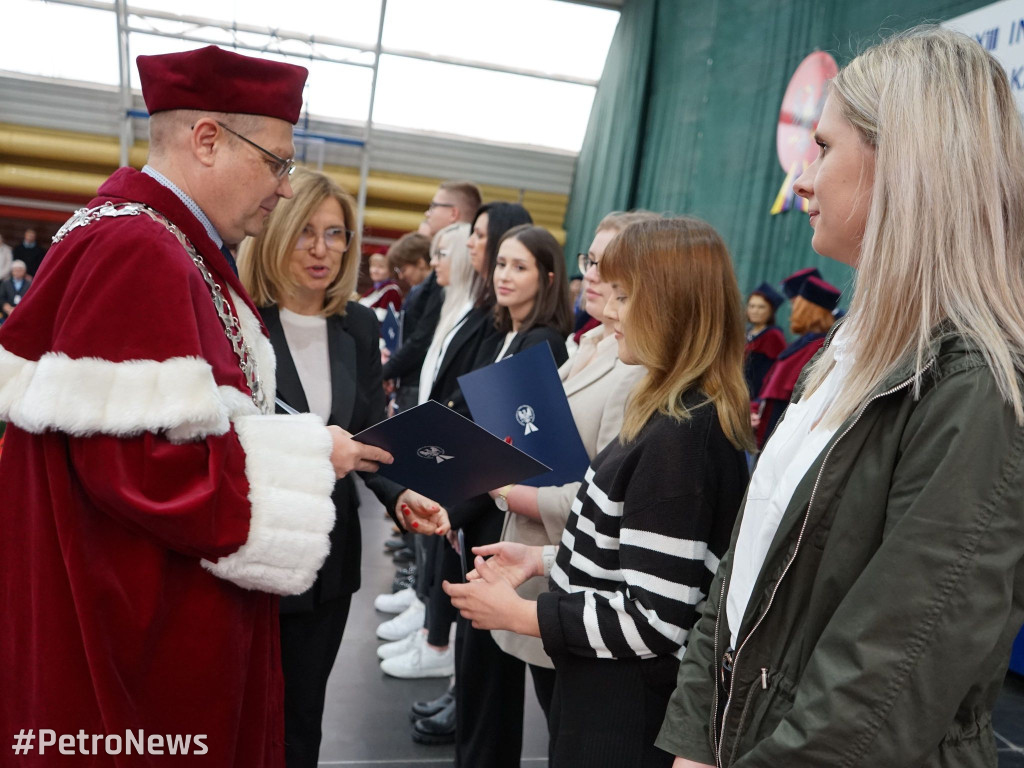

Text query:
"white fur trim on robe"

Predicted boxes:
[[202, 412, 336, 595], [0, 345, 238, 439], [0, 293, 276, 441]]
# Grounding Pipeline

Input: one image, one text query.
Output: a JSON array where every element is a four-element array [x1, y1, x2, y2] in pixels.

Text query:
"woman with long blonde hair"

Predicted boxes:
[[661, 27, 1024, 768], [444, 216, 752, 767]]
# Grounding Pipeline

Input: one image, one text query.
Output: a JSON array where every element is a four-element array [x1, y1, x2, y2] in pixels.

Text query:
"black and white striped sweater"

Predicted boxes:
[[537, 399, 748, 661]]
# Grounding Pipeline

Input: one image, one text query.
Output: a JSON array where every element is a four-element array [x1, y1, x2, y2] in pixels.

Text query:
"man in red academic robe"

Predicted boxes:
[[0, 46, 419, 767]]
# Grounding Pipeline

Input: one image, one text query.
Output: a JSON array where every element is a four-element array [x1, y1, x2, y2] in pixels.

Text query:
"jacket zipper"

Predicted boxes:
[[711, 363, 931, 767]]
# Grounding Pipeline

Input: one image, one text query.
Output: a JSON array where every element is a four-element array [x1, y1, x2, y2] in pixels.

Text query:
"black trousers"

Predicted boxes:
[[425, 539, 461, 646], [548, 653, 679, 768], [414, 534, 431, 602], [454, 614, 557, 767], [279, 594, 353, 768]]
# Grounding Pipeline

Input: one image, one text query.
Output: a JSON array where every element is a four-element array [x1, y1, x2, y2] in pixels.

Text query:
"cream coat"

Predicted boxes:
[[492, 326, 646, 668]]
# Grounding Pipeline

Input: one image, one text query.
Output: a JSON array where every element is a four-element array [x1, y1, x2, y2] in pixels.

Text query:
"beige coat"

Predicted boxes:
[[492, 327, 646, 668]]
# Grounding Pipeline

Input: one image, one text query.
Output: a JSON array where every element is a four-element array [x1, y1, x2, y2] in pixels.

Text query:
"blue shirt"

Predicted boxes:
[[141, 165, 223, 249]]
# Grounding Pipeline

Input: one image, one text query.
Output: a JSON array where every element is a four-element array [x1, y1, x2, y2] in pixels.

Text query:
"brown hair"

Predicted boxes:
[[493, 224, 573, 336], [387, 232, 431, 269], [600, 217, 753, 449], [439, 181, 483, 222], [789, 296, 834, 335], [238, 168, 359, 317]]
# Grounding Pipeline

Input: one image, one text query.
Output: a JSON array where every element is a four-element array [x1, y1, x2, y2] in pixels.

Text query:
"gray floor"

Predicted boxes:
[[317, 480, 549, 767], [318, 480, 1024, 767]]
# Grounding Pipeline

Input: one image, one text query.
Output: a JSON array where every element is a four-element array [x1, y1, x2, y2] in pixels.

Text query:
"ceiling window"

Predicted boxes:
[[2, 0, 619, 152]]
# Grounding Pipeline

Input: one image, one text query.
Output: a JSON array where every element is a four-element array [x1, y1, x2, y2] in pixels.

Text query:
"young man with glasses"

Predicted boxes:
[[423, 180, 482, 237], [0, 45, 425, 767], [385, 180, 481, 408]]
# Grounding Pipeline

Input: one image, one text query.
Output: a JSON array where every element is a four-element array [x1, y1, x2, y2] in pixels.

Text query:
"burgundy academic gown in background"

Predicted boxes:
[[754, 332, 826, 448], [744, 325, 787, 400], [0, 169, 335, 767]]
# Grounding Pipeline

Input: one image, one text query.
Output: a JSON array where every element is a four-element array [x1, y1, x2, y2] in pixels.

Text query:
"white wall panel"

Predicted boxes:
[[0, 72, 576, 194]]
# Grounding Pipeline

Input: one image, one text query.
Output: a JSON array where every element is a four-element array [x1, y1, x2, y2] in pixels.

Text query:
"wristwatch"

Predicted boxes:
[[494, 484, 514, 512]]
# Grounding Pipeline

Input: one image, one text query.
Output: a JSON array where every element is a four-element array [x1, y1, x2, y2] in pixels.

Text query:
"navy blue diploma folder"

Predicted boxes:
[[352, 400, 550, 507], [457, 342, 591, 488], [381, 306, 402, 354]]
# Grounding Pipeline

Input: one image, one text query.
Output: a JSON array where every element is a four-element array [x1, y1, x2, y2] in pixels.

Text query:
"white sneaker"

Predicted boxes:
[[374, 586, 417, 614], [377, 629, 422, 660], [380, 641, 454, 679], [376, 597, 425, 641]]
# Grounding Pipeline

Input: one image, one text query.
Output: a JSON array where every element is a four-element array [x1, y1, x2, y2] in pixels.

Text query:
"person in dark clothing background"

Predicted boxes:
[[383, 232, 442, 412], [0, 260, 31, 323], [13, 228, 45, 277], [742, 282, 786, 400]]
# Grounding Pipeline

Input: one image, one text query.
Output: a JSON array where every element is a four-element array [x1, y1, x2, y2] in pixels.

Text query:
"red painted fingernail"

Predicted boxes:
[[401, 504, 409, 511], [403, 508, 410, 516], [504, 436, 513, 444], [412, 522, 419, 528]]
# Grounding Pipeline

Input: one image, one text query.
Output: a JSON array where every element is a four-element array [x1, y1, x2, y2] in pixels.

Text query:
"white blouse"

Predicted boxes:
[[726, 325, 853, 648], [494, 331, 517, 361], [279, 308, 332, 424]]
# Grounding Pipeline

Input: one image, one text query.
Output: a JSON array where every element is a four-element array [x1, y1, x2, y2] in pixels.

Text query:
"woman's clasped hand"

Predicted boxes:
[[395, 488, 451, 537], [443, 543, 543, 633]]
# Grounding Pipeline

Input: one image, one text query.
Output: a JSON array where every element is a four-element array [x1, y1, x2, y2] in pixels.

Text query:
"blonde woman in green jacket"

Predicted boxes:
[[662, 27, 1024, 768]]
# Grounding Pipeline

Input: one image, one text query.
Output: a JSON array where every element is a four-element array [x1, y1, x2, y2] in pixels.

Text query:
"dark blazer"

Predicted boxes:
[[381, 271, 443, 382], [261, 301, 403, 613], [446, 323, 569, 552], [428, 305, 503, 418], [0, 275, 31, 320], [498, 325, 569, 367], [13, 244, 44, 277]]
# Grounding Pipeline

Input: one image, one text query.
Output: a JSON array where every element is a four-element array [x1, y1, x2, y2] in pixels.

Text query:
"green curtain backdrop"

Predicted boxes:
[[565, 0, 993, 311]]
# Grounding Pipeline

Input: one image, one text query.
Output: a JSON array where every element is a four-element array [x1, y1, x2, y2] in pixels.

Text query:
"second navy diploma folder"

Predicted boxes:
[[352, 400, 550, 507], [381, 305, 402, 354], [457, 342, 591, 488]]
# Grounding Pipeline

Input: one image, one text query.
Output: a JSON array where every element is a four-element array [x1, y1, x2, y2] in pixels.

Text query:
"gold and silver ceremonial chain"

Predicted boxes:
[[53, 202, 270, 414]]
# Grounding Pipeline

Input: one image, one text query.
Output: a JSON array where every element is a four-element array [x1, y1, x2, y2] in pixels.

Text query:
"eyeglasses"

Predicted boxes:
[[295, 226, 353, 253], [216, 121, 296, 179], [427, 201, 456, 211], [578, 253, 600, 273]]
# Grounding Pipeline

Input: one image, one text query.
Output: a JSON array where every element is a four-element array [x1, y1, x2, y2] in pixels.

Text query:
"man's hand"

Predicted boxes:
[[395, 489, 450, 536], [465, 542, 543, 589], [443, 555, 540, 635], [327, 425, 393, 477]]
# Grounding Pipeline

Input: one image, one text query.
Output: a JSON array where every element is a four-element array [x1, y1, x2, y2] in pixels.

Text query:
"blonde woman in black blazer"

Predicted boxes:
[[240, 169, 446, 768]]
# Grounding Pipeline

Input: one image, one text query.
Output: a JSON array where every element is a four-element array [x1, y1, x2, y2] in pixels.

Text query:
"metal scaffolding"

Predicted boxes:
[[36, 0, 602, 234]]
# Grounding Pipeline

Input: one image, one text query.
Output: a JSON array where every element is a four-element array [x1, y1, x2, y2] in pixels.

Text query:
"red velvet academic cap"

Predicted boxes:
[[137, 45, 308, 124]]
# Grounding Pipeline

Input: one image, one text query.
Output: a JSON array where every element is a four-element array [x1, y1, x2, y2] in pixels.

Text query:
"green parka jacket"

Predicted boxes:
[[655, 326, 1024, 768]]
